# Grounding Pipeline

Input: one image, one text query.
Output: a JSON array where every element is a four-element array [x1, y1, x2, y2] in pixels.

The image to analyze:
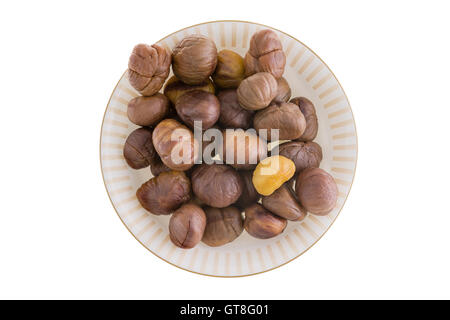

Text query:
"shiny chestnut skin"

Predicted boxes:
[[163, 76, 215, 105], [123, 127, 157, 169], [272, 77, 291, 103], [217, 89, 254, 129], [235, 170, 261, 209], [212, 49, 245, 89], [222, 129, 267, 170], [237, 72, 278, 111], [295, 168, 338, 215], [136, 171, 191, 215], [128, 43, 171, 96], [169, 203, 206, 249], [152, 119, 199, 171], [191, 164, 243, 208], [278, 141, 322, 173], [290, 97, 318, 141], [202, 206, 244, 247], [244, 29, 286, 79], [253, 102, 306, 140], [262, 183, 306, 221], [175, 90, 220, 131], [172, 35, 218, 85], [244, 204, 287, 239], [127, 94, 170, 127]]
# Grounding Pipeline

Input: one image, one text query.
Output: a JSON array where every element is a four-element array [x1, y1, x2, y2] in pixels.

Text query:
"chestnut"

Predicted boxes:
[[149, 155, 171, 177], [152, 119, 199, 171], [172, 35, 218, 85], [235, 170, 261, 209], [295, 168, 338, 215], [278, 141, 323, 173], [253, 102, 306, 140], [163, 76, 215, 105], [202, 206, 244, 247], [191, 164, 243, 208], [128, 43, 171, 96], [244, 204, 287, 239], [136, 171, 191, 215], [244, 29, 286, 79], [217, 89, 254, 129], [175, 90, 220, 131], [252, 155, 296, 196], [237, 72, 278, 111], [212, 49, 245, 89], [262, 183, 306, 221], [169, 203, 206, 249], [127, 94, 170, 127], [222, 129, 267, 170], [272, 77, 291, 103], [123, 127, 157, 169], [290, 97, 319, 141]]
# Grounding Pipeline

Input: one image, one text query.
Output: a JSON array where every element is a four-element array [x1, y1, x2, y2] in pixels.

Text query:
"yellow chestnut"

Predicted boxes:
[[252, 155, 295, 196]]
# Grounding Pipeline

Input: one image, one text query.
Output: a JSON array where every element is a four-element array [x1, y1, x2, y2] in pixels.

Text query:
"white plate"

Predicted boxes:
[[100, 20, 357, 277]]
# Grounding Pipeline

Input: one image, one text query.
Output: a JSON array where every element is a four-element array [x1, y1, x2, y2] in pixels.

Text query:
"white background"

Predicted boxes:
[[0, 0, 449, 299]]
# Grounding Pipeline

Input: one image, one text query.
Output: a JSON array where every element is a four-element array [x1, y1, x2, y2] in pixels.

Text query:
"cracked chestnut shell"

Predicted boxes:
[[175, 90, 220, 131], [123, 127, 157, 169], [279, 141, 322, 173], [217, 89, 254, 129], [244, 29, 286, 79], [128, 43, 171, 96], [169, 203, 206, 249], [295, 168, 338, 215], [127, 94, 170, 127], [253, 102, 306, 140], [237, 72, 278, 111], [290, 97, 319, 141], [272, 77, 291, 103], [244, 204, 287, 239], [191, 164, 243, 208], [235, 170, 260, 209], [172, 35, 218, 85], [212, 49, 245, 89], [262, 183, 306, 221], [136, 171, 191, 215], [222, 129, 267, 170], [163, 75, 215, 105], [202, 206, 244, 247]]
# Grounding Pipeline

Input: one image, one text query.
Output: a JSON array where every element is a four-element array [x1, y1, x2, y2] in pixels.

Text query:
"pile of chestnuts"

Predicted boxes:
[[122, 30, 338, 250]]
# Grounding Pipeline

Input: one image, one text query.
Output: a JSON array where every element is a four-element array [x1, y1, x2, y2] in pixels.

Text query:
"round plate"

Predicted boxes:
[[100, 21, 357, 277]]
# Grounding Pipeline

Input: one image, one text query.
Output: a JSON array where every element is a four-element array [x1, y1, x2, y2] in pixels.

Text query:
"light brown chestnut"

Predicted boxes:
[[244, 204, 287, 239], [217, 89, 254, 129], [272, 77, 291, 103], [128, 43, 171, 96], [262, 183, 306, 221], [222, 129, 267, 170], [202, 206, 244, 247], [123, 127, 157, 169], [290, 97, 319, 141], [127, 94, 170, 127], [175, 90, 220, 131], [136, 171, 191, 215], [295, 168, 338, 215], [237, 72, 278, 111], [169, 203, 206, 249], [235, 170, 261, 209], [163, 76, 215, 105], [278, 141, 323, 173], [244, 29, 286, 79], [212, 49, 245, 89], [172, 35, 218, 85]]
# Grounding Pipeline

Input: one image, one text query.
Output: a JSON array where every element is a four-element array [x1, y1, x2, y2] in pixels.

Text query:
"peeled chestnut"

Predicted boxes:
[[253, 102, 306, 140], [279, 141, 322, 172], [262, 184, 306, 221], [191, 164, 243, 208], [169, 203, 206, 249], [252, 155, 296, 196], [235, 170, 260, 209], [172, 35, 218, 85], [222, 129, 267, 170], [217, 89, 254, 129], [175, 90, 220, 131], [127, 94, 170, 127], [244, 29, 286, 79], [212, 49, 245, 89], [296, 168, 338, 215], [237, 72, 278, 111], [123, 127, 157, 169], [244, 204, 287, 239], [290, 97, 319, 141], [128, 43, 171, 96], [152, 119, 199, 171], [272, 77, 291, 103], [163, 76, 215, 105], [136, 171, 191, 215], [202, 206, 244, 247]]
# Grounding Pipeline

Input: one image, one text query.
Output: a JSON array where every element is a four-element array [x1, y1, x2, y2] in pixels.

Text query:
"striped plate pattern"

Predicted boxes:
[[100, 21, 357, 277]]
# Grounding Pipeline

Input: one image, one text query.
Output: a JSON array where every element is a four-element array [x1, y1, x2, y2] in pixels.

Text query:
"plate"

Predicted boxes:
[[100, 20, 357, 277]]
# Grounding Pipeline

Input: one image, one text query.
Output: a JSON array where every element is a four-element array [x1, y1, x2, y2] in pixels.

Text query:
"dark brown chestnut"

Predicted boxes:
[[290, 97, 319, 141], [127, 94, 170, 127], [262, 183, 306, 221], [217, 89, 254, 129], [123, 127, 157, 169], [136, 171, 191, 215], [235, 170, 261, 209], [202, 206, 244, 247], [278, 141, 323, 173], [175, 90, 220, 131], [163, 76, 215, 105], [169, 203, 206, 249], [149, 155, 171, 177], [244, 204, 287, 239]]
